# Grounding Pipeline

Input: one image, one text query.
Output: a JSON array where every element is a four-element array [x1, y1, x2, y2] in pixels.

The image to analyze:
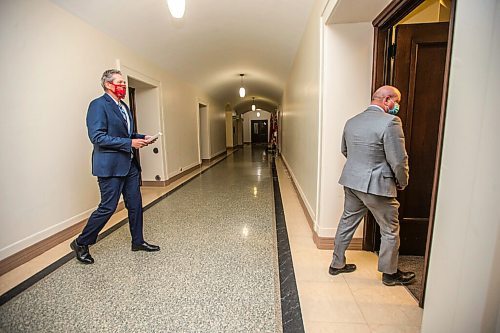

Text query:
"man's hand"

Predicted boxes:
[[132, 139, 149, 149], [144, 135, 158, 144]]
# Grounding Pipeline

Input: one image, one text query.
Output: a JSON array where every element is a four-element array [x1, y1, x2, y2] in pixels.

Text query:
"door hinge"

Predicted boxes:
[[388, 43, 397, 59]]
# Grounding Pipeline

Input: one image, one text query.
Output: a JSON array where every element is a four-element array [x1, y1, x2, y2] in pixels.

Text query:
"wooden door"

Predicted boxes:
[[393, 22, 449, 255], [251, 120, 268, 143], [368, 0, 456, 308], [365, 22, 449, 254]]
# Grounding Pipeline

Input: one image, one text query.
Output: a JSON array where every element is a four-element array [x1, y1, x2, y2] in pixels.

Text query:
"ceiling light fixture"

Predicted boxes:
[[239, 74, 246, 98], [167, 0, 185, 19], [252, 97, 256, 111]]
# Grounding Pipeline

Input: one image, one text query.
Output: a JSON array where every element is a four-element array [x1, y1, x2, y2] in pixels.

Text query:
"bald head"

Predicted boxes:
[[372, 85, 401, 102], [371, 85, 401, 113]]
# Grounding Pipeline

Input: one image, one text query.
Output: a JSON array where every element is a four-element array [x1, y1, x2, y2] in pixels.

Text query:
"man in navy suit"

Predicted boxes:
[[70, 69, 160, 264]]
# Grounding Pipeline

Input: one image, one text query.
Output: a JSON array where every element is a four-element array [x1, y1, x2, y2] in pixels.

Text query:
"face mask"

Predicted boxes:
[[387, 99, 400, 115], [110, 83, 126, 99]]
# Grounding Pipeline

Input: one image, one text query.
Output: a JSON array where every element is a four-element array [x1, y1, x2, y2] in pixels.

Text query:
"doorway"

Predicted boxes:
[[251, 120, 268, 144], [232, 117, 237, 147], [365, 0, 454, 306], [393, 22, 448, 255], [198, 103, 210, 161], [125, 74, 165, 184]]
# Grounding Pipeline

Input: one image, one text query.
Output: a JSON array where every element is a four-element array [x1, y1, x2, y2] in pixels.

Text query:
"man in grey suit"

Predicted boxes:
[[329, 85, 416, 286]]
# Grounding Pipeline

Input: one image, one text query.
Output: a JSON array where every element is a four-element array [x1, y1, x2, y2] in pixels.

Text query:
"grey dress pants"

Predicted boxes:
[[331, 187, 400, 274]]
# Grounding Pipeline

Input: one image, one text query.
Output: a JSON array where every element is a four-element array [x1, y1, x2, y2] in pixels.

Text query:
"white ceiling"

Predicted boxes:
[[50, 0, 316, 112], [327, 0, 392, 24]]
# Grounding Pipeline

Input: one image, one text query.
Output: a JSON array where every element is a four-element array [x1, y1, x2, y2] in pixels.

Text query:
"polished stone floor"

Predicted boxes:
[[275, 158, 422, 333], [0, 145, 423, 333], [0, 147, 281, 332]]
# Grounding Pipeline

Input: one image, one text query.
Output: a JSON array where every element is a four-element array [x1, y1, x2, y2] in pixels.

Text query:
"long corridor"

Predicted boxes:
[[0, 145, 424, 333], [2, 1, 498, 331], [0, 147, 283, 332]]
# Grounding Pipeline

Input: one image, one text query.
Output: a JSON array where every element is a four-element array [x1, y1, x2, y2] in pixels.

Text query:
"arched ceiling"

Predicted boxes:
[[234, 98, 278, 115], [50, 0, 316, 109]]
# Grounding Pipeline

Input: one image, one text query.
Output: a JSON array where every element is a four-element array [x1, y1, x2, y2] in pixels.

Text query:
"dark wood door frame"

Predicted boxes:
[[366, 0, 456, 307]]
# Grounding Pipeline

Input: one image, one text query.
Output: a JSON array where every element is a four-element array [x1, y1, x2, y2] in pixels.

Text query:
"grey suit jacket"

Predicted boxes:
[[338, 106, 409, 197]]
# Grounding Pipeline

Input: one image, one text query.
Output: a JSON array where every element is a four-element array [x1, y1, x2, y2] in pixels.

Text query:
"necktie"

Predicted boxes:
[[118, 104, 131, 135]]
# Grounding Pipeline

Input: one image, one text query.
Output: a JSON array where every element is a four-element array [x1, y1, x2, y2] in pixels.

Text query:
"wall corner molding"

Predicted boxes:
[[279, 156, 361, 251]]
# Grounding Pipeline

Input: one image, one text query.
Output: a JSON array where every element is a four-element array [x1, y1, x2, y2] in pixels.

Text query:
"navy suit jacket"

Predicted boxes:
[[86, 93, 144, 177]]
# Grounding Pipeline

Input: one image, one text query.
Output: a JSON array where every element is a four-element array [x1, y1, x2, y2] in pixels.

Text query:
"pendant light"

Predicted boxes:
[[239, 74, 246, 98], [167, 0, 185, 19], [252, 97, 256, 111]]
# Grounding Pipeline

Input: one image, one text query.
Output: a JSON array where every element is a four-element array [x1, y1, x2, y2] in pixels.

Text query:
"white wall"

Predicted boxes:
[[232, 117, 243, 147], [0, 0, 225, 260], [209, 104, 227, 158], [242, 110, 271, 143], [316, 22, 373, 237], [421, 0, 500, 331], [281, 0, 328, 221]]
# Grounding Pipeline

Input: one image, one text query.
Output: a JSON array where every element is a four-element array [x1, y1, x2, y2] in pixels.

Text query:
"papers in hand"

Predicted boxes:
[[146, 132, 162, 143]]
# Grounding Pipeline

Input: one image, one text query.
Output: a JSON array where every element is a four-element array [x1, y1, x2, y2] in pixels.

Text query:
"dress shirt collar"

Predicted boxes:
[[368, 104, 386, 113]]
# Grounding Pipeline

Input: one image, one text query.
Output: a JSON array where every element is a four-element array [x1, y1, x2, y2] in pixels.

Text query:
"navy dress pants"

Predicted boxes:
[[77, 162, 144, 246]]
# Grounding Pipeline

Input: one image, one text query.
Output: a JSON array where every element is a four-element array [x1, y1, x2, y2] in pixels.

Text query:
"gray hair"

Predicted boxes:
[[101, 69, 122, 91]]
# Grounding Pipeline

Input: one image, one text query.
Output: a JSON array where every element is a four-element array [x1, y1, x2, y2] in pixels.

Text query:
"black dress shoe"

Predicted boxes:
[[70, 239, 94, 264], [329, 263, 356, 276], [382, 269, 416, 286], [131, 241, 160, 252]]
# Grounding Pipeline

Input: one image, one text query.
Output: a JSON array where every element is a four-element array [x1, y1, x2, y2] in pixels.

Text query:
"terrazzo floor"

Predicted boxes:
[[0, 147, 282, 332], [0, 145, 423, 333]]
